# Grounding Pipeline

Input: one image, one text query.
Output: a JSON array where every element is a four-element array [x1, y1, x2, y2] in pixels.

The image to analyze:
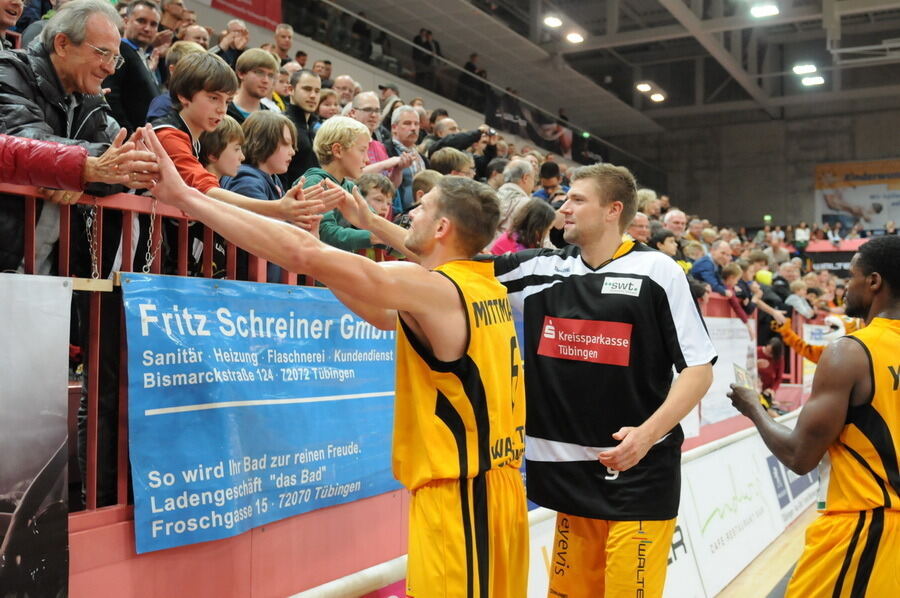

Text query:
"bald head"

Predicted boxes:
[[182, 24, 209, 48], [332, 75, 355, 106]]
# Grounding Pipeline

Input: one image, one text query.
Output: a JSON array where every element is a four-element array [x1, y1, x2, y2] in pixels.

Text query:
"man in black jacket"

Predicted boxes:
[[282, 69, 320, 188], [0, 0, 133, 509], [103, 0, 162, 133], [427, 120, 497, 181], [0, 0, 124, 274]]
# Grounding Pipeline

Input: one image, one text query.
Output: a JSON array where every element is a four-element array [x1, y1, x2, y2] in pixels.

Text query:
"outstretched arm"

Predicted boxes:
[[728, 338, 862, 474], [143, 126, 449, 317]]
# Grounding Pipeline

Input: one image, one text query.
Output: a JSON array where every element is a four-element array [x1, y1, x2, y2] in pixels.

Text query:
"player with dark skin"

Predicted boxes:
[[728, 248, 900, 474]]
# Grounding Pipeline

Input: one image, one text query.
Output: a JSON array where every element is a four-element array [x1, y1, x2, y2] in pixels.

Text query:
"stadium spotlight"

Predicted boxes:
[[750, 3, 780, 17], [801, 76, 825, 86], [650, 93, 666, 102], [792, 64, 817, 75], [544, 16, 563, 28], [566, 32, 584, 44], [635, 82, 652, 92]]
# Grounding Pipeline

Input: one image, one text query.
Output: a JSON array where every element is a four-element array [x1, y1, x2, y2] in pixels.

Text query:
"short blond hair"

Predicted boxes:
[[790, 279, 807, 293], [312, 116, 370, 165], [570, 163, 637, 232]]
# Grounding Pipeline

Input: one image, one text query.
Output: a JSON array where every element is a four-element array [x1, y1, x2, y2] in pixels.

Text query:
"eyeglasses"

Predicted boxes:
[[86, 43, 125, 70]]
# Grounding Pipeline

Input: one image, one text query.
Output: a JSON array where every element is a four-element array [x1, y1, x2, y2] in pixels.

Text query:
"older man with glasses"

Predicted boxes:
[[347, 91, 413, 194], [0, 0, 159, 509], [0, 0, 136, 272]]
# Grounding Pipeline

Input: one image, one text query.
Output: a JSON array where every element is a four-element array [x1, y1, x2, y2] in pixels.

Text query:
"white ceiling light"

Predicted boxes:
[[802, 76, 825, 86], [635, 82, 652, 92], [750, 3, 780, 17], [792, 64, 817, 75], [566, 32, 584, 44], [544, 16, 563, 28], [650, 93, 666, 102]]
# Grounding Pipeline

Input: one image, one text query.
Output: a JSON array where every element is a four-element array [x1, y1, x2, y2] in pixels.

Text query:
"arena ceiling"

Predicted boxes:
[[329, 0, 900, 136]]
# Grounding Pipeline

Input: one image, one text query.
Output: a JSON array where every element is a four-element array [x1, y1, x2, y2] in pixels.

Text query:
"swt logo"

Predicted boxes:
[[537, 316, 632, 366]]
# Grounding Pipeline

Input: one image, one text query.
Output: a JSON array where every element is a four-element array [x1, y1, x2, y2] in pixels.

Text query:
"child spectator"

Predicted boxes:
[[314, 88, 341, 133], [682, 240, 705, 263], [221, 111, 297, 281], [354, 174, 401, 260], [490, 198, 556, 255], [302, 116, 375, 251], [649, 228, 679, 259], [785, 279, 815, 319], [757, 336, 784, 403], [722, 262, 755, 339], [393, 169, 442, 228], [152, 52, 319, 228], [199, 116, 245, 180], [222, 112, 296, 201], [356, 173, 395, 219]]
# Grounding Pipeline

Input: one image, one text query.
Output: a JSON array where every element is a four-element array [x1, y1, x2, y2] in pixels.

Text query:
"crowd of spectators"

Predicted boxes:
[[1, 0, 895, 500]]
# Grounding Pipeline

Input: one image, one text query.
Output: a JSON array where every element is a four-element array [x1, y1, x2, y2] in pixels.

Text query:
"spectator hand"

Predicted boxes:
[[41, 188, 83, 205], [396, 151, 415, 170], [148, 47, 162, 72], [277, 179, 345, 226], [233, 30, 249, 50], [335, 186, 376, 230], [84, 128, 159, 188], [597, 426, 653, 472], [152, 29, 174, 48], [728, 384, 763, 418]]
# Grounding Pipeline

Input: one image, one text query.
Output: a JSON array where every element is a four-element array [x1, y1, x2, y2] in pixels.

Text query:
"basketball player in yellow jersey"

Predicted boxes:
[[143, 126, 528, 597], [729, 235, 900, 597]]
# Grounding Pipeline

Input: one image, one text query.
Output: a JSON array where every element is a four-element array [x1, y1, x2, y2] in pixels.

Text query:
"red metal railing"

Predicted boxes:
[[3, 184, 393, 518]]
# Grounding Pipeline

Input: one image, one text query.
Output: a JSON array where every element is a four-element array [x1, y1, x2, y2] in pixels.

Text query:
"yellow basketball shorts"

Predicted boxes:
[[787, 508, 900, 598], [406, 467, 529, 598], [546, 513, 675, 598]]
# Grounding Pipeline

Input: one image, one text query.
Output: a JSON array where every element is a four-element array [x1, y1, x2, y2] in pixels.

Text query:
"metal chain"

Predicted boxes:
[[142, 197, 160, 274], [85, 206, 100, 279]]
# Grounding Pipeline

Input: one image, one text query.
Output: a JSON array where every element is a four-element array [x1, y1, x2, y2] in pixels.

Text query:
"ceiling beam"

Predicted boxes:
[[545, 5, 820, 53], [644, 83, 900, 118], [656, 0, 779, 117]]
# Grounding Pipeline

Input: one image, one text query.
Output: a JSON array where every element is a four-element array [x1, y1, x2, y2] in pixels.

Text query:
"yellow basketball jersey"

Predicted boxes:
[[823, 317, 900, 512], [392, 260, 526, 491]]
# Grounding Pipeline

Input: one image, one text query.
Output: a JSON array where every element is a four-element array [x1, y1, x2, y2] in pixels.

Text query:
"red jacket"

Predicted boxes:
[[152, 113, 220, 194], [0, 133, 87, 190]]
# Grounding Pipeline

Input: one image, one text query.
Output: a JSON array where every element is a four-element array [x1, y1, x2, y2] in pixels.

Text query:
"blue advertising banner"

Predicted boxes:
[[122, 274, 400, 553]]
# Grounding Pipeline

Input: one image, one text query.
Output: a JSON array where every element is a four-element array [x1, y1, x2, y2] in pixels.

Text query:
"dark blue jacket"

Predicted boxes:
[[691, 254, 726, 295], [222, 165, 284, 282]]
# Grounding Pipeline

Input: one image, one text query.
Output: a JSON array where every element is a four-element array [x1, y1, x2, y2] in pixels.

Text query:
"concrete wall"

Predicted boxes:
[[608, 107, 900, 228]]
